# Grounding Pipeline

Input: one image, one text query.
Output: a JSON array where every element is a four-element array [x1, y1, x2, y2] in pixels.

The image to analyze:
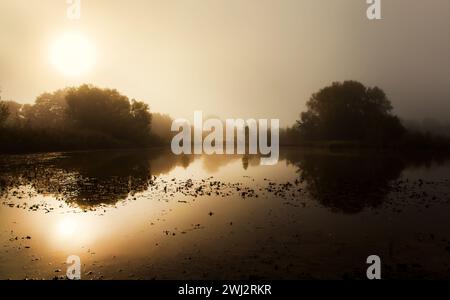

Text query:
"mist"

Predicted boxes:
[[1, 0, 449, 126]]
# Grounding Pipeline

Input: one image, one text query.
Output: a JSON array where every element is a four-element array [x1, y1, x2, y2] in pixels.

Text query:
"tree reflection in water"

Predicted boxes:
[[0, 149, 194, 207], [283, 149, 449, 214], [1, 148, 448, 212]]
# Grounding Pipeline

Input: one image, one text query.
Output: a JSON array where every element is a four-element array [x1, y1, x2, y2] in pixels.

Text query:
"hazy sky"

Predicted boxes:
[[1, 0, 449, 126]]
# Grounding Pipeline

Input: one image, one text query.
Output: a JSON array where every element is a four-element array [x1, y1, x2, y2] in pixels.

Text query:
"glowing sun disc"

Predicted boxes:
[[50, 32, 95, 76]]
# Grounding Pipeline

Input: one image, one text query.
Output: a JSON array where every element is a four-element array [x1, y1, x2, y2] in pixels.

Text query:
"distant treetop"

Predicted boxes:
[[296, 80, 405, 144]]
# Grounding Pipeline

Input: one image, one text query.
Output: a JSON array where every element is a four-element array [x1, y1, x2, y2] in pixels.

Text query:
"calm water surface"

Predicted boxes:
[[1, 148, 450, 279]]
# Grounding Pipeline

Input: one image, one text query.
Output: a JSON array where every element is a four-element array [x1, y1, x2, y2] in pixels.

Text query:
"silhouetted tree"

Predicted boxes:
[[130, 99, 153, 141], [25, 89, 69, 129], [1, 101, 25, 128], [151, 113, 175, 142], [296, 81, 405, 144], [279, 126, 302, 146], [0, 101, 8, 127], [0, 85, 161, 153], [65, 85, 152, 145]]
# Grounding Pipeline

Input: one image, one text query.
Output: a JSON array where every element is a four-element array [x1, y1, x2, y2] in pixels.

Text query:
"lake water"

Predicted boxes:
[[1, 148, 450, 279]]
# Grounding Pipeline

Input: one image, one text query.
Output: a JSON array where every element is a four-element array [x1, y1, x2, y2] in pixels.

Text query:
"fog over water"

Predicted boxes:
[[1, 0, 449, 126]]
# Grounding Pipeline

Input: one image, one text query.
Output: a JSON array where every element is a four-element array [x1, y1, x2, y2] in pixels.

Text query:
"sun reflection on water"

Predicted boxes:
[[56, 217, 78, 237]]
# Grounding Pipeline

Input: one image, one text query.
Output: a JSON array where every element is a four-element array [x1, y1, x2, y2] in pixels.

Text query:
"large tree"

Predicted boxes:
[[297, 81, 405, 143], [65, 85, 152, 144]]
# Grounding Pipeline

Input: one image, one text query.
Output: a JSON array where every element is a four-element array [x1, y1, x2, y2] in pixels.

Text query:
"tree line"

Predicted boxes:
[[1, 81, 449, 153], [0, 85, 164, 153], [280, 81, 450, 150]]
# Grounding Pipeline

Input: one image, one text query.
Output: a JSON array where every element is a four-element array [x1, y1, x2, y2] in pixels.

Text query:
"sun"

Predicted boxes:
[[56, 217, 78, 237], [50, 32, 95, 76]]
